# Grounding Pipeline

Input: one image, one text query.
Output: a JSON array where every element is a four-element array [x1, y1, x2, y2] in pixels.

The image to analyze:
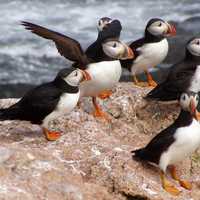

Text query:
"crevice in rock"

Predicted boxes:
[[121, 192, 150, 200]]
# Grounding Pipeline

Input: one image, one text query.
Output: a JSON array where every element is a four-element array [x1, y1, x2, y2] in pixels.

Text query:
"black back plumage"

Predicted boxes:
[[146, 48, 200, 101], [132, 110, 193, 164], [0, 68, 79, 124]]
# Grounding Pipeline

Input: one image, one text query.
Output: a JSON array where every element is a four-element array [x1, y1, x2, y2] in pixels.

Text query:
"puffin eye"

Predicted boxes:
[[74, 71, 78, 76], [196, 41, 200, 45], [158, 22, 162, 27], [182, 94, 186, 101], [113, 43, 117, 48]]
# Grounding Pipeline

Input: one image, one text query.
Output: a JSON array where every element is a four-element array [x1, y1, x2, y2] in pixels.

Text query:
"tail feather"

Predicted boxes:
[[144, 85, 164, 100], [144, 85, 178, 101], [0, 107, 20, 121], [131, 148, 147, 161]]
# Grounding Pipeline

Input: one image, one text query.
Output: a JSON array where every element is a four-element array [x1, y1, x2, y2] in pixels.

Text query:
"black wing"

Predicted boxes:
[[21, 21, 90, 67], [10, 82, 62, 124], [146, 61, 195, 101], [133, 124, 176, 164]]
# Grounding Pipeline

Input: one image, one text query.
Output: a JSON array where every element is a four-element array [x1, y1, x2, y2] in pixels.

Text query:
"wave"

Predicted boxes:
[[0, 0, 200, 85]]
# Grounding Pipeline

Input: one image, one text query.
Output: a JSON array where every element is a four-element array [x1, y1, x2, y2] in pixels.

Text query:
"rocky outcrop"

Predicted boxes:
[[0, 83, 199, 200]]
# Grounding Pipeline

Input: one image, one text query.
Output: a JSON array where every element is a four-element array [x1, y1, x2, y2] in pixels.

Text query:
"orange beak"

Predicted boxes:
[[126, 47, 135, 59], [81, 70, 92, 82], [190, 98, 197, 119], [166, 23, 176, 36]]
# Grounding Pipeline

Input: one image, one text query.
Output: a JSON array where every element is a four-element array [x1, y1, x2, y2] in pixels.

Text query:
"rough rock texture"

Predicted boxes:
[[0, 83, 199, 200]]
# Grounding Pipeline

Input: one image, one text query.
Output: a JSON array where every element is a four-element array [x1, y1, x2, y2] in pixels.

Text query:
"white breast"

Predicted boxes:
[[42, 91, 80, 128], [80, 60, 122, 97], [189, 65, 200, 92], [131, 39, 169, 75], [159, 119, 200, 172]]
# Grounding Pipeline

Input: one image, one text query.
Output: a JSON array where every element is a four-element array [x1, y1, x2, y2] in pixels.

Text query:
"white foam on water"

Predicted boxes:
[[0, 0, 199, 84]]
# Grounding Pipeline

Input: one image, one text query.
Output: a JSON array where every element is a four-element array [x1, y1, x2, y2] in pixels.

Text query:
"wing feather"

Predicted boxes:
[[21, 21, 89, 66]]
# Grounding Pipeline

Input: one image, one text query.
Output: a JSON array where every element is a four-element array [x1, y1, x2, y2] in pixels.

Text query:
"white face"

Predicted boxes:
[[187, 38, 200, 56], [102, 40, 133, 60], [97, 18, 112, 31], [147, 20, 169, 36], [180, 92, 199, 112], [64, 69, 84, 86]]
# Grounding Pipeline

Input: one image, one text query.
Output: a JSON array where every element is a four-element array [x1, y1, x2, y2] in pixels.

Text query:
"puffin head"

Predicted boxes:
[[97, 17, 113, 31], [102, 39, 135, 60], [57, 68, 91, 87], [179, 92, 199, 118], [186, 37, 200, 57], [145, 18, 176, 37]]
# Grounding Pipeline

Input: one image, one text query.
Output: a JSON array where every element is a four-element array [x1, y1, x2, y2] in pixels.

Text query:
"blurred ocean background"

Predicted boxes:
[[0, 0, 200, 97]]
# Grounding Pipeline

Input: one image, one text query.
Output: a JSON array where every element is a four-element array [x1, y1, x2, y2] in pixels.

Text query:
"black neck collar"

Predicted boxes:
[[174, 110, 193, 127], [144, 31, 165, 43], [53, 77, 79, 94]]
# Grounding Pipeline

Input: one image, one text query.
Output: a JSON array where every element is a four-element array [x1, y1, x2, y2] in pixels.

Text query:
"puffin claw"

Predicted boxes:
[[160, 171, 181, 196]]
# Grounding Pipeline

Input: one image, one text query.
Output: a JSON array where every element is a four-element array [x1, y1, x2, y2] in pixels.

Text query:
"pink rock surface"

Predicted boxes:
[[0, 83, 199, 200]]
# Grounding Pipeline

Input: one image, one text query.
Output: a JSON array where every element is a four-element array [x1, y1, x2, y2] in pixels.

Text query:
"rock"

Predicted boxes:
[[0, 83, 199, 200]]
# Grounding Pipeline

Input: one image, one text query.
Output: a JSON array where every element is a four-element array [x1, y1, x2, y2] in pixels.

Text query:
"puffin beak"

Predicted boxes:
[[80, 70, 91, 82], [189, 97, 197, 119], [127, 46, 135, 59], [165, 23, 176, 36], [120, 43, 135, 60]]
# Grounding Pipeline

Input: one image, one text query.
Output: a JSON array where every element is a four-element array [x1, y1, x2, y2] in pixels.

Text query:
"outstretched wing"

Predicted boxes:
[[21, 21, 89, 66]]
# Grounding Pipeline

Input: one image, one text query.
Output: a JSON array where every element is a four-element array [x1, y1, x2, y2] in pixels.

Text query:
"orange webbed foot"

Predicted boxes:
[[98, 90, 112, 99], [163, 182, 181, 196], [179, 180, 192, 190], [93, 108, 110, 122], [148, 79, 158, 87], [43, 128, 61, 141], [145, 70, 158, 87], [169, 165, 192, 190], [160, 171, 181, 196], [92, 97, 110, 122], [133, 75, 149, 87]]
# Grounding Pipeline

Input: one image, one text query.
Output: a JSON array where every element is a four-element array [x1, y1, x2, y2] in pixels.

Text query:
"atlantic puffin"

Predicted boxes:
[[21, 21, 134, 120], [121, 18, 176, 87], [0, 68, 90, 141], [85, 17, 122, 62], [132, 91, 200, 195], [84, 17, 122, 100], [146, 37, 200, 101]]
